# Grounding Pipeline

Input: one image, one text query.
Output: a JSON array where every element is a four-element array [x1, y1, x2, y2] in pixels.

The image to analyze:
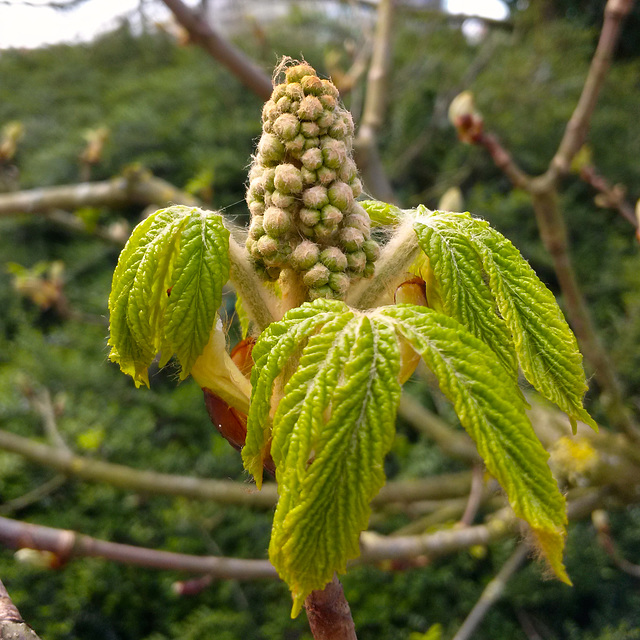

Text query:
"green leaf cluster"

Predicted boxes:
[[107, 205, 229, 387]]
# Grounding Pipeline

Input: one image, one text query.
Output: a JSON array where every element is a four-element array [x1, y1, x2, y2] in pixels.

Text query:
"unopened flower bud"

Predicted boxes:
[[344, 212, 371, 235], [362, 239, 380, 262], [363, 262, 376, 278], [285, 82, 304, 101], [262, 100, 277, 123], [271, 190, 295, 209], [301, 167, 317, 184], [320, 247, 348, 272], [249, 215, 265, 239], [340, 227, 365, 252], [258, 134, 285, 165], [273, 113, 301, 141], [313, 222, 336, 240], [301, 148, 323, 171], [263, 206, 292, 236], [285, 134, 306, 158], [317, 110, 336, 130], [286, 63, 316, 84], [274, 163, 303, 194], [303, 263, 330, 287], [291, 240, 320, 270], [301, 121, 320, 138], [338, 158, 357, 183], [301, 74, 324, 95], [302, 185, 329, 209], [308, 284, 333, 300], [346, 250, 366, 273], [299, 207, 321, 227], [349, 177, 363, 197], [298, 95, 324, 121], [321, 138, 347, 169], [320, 94, 338, 111], [272, 84, 287, 102], [256, 234, 279, 257], [317, 166, 337, 185], [321, 204, 343, 226], [327, 181, 354, 210], [248, 200, 265, 217], [329, 272, 350, 296], [276, 95, 292, 114], [304, 136, 320, 149]]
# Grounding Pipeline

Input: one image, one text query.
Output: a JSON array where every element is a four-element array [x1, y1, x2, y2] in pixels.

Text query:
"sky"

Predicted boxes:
[[0, 0, 509, 50]]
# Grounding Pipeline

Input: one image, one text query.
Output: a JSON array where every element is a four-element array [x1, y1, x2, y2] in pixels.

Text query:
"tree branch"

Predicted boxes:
[[0, 516, 277, 580], [353, 0, 397, 203], [160, 0, 273, 100], [397, 393, 479, 462], [0, 171, 198, 218], [304, 576, 358, 640], [0, 428, 477, 508], [546, 0, 635, 182], [452, 544, 530, 640], [0, 579, 41, 640]]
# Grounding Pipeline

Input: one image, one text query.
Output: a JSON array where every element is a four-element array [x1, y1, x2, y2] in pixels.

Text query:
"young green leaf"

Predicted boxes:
[[244, 300, 402, 615], [359, 199, 403, 227], [413, 211, 517, 377], [108, 205, 230, 387], [242, 298, 349, 485], [379, 304, 570, 583], [413, 207, 596, 433]]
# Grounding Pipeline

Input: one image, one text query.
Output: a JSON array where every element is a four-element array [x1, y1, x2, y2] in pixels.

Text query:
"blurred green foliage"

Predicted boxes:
[[1, 3, 639, 639]]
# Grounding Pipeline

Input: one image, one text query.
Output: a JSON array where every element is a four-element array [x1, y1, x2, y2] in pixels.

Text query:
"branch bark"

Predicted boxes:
[[0, 428, 476, 507], [0, 580, 41, 640], [545, 0, 635, 183], [353, 0, 397, 203], [304, 576, 358, 640], [0, 171, 198, 218], [160, 0, 273, 100]]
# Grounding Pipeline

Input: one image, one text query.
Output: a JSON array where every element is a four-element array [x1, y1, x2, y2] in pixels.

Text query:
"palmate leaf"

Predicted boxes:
[[413, 211, 517, 377], [413, 207, 597, 433], [378, 304, 570, 583], [243, 300, 402, 615], [108, 205, 229, 387]]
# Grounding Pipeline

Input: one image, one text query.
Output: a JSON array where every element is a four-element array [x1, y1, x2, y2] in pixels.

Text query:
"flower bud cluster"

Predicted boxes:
[[245, 62, 379, 299]]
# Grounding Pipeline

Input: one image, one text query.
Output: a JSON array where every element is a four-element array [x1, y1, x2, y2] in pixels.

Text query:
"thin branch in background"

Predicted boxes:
[[545, 0, 635, 183], [26, 387, 70, 453], [459, 465, 485, 527], [579, 164, 637, 228], [515, 608, 547, 640], [451, 544, 530, 640], [0, 427, 480, 507], [592, 509, 640, 579], [397, 393, 479, 462], [160, 0, 273, 100], [0, 170, 199, 218], [353, 0, 397, 203], [0, 475, 67, 516], [0, 579, 41, 640]]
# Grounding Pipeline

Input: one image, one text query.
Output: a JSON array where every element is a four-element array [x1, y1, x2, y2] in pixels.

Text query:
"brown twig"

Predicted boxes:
[[0, 428, 478, 508], [353, 0, 397, 203], [0, 579, 41, 640], [160, 0, 272, 100], [452, 544, 530, 640], [304, 576, 358, 640], [459, 465, 485, 527], [579, 164, 637, 227], [545, 0, 635, 183], [0, 172, 198, 218]]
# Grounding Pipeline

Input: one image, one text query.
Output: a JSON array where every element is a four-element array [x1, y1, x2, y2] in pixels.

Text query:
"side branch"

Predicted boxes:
[[0, 580, 41, 640], [0, 428, 475, 507], [0, 173, 198, 218], [546, 0, 635, 182], [161, 0, 273, 100]]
